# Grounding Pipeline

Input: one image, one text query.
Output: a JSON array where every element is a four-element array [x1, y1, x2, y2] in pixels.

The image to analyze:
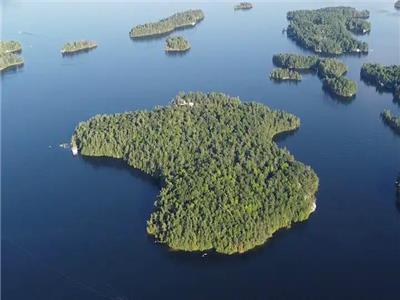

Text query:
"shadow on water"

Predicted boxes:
[[61, 48, 97, 57], [273, 128, 299, 144], [79, 156, 161, 187], [322, 85, 356, 105], [165, 50, 190, 57], [0, 64, 24, 76]]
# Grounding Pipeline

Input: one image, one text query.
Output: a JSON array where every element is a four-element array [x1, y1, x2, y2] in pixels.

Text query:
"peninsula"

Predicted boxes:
[[286, 7, 370, 55], [130, 9, 204, 39], [272, 53, 356, 98], [61, 40, 97, 55], [71, 92, 319, 254], [0, 41, 22, 54], [381, 110, 400, 134], [270, 68, 302, 81], [165, 36, 191, 52], [234, 2, 253, 10], [360, 63, 400, 101]]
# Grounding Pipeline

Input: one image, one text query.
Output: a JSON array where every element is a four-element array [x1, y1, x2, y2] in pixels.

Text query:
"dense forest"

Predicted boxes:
[[0, 41, 24, 71], [234, 2, 253, 10], [71, 92, 319, 254], [270, 68, 302, 81], [61, 40, 97, 54], [130, 10, 204, 39], [286, 7, 370, 55], [381, 110, 400, 134], [0, 40, 22, 53], [165, 36, 191, 52], [272, 53, 356, 97], [360, 63, 400, 101]]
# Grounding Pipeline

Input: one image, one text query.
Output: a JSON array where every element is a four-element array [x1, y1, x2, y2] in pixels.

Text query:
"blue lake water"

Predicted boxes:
[[2, 2, 400, 299]]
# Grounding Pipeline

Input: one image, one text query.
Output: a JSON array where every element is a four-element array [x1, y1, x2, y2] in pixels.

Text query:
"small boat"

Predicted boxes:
[[202, 253, 208, 258]]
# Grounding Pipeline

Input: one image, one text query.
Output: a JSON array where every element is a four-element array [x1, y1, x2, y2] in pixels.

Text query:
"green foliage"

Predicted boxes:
[[318, 58, 347, 78], [272, 53, 356, 97], [61, 40, 97, 54], [360, 64, 400, 101], [0, 52, 24, 71], [0, 41, 22, 53], [71, 92, 319, 254], [323, 77, 357, 97], [270, 68, 302, 81], [273, 53, 319, 70], [381, 109, 400, 134], [286, 7, 370, 55], [165, 36, 191, 52], [234, 2, 253, 10], [130, 10, 204, 39]]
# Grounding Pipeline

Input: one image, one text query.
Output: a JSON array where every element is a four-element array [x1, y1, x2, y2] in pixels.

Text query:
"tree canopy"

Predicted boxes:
[[286, 7, 370, 55], [381, 109, 400, 134], [165, 36, 191, 52], [270, 68, 302, 81], [71, 92, 319, 254], [130, 10, 204, 39], [61, 40, 97, 55], [0, 41, 22, 54], [234, 2, 253, 10], [0, 40, 23, 72]]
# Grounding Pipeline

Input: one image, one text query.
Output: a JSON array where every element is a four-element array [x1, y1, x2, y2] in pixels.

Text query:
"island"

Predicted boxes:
[[323, 77, 357, 98], [165, 36, 191, 52], [71, 92, 319, 254], [272, 53, 356, 98], [396, 1, 400, 9], [360, 63, 400, 102], [130, 9, 204, 39], [61, 40, 97, 55], [234, 2, 253, 10], [381, 110, 400, 134], [0, 52, 24, 72], [0, 40, 22, 54], [286, 7, 370, 55], [270, 68, 302, 81]]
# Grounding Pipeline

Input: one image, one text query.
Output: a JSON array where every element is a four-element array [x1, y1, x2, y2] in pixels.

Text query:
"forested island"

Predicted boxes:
[[234, 2, 253, 10], [286, 7, 370, 55], [71, 92, 319, 254], [130, 9, 204, 39], [61, 40, 97, 55], [270, 68, 302, 81], [272, 53, 356, 98], [0, 40, 24, 72], [381, 110, 400, 134], [360, 63, 400, 101], [165, 36, 191, 52], [395, 1, 400, 9], [0, 41, 22, 53]]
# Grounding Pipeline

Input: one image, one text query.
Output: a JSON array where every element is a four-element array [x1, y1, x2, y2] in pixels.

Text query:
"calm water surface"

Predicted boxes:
[[2, 2, 400, 299]]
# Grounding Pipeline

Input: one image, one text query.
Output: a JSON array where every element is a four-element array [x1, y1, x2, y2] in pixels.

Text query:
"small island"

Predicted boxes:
[[0, 52, 24, 72], [323, 77, 357, 98], [61, 40, 97, 55], [130, 9, 204, 39], [234, 2, 253, 10], [0, 41, 22, 54], [272, 53, 356, 98], [395, 1, 400, 9], [360, 63, 400, 101], [381, 110, 400, 134], [270, 68, 302, 81], [286, 7, 370, 55], [165, 36, 191, 52], [71, 92, 319, 254]]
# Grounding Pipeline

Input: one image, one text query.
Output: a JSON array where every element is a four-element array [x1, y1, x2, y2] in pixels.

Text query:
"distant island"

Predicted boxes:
[[234, 2, 253, 10], [61, 40, 97, 55], [165, 36, 191, 52], [272, 53, 356, 98], [395, 1, 400, 9], [381, 110, 400, 134], [286, 7, 370, 55], [360, 63, 400, 102], [0, 40, 24, 72], [71, 92, 319, 254], [130, 9, 204, 39], [0, 41, 22, 54], [270, 68, 302, 81]]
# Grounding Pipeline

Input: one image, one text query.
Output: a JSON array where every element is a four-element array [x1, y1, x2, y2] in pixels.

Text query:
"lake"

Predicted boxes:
[[2, 1, 400, 299]]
